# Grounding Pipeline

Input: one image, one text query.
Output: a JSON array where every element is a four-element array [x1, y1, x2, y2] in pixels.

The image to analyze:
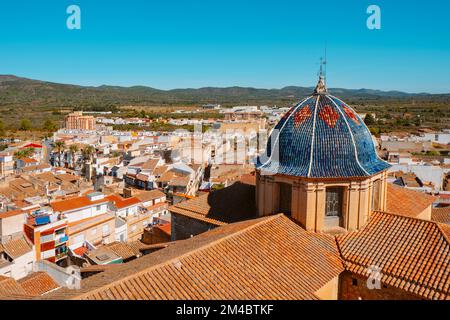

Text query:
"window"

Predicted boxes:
[[371, 180, 381, 211], [325, 187, 343, 217], [91, 228, 97, 236], [352, 278, 358, 286], [278, 183, 292, 216], [102, 224, 109, 235], [96, 205, 102, 211]]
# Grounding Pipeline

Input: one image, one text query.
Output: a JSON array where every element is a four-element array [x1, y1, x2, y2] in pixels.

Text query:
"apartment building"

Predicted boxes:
[[50, 192, 115, 250], [23, 207, 69, 265], [64, 112, 96, 131]]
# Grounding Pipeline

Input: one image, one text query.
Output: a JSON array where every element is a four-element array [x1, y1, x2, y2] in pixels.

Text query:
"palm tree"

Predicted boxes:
[[69, 144, 79, 169], [54, 141, 66, 167], [82, 145, 95, 162], [81, 145, 96, 180]]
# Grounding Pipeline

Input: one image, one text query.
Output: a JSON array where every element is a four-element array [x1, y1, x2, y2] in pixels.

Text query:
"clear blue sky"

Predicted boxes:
[[1, 0, 449, 93]]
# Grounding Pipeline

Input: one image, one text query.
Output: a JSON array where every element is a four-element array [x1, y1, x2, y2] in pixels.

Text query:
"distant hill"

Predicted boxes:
[[0, 75, 449, 109]]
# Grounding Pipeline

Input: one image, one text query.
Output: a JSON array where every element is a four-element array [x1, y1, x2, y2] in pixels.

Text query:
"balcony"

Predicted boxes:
[[55, 235, 69, 246], [55, 246, 68, 261]]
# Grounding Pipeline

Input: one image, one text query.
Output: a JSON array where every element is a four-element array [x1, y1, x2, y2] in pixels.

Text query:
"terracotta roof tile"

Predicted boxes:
[[51, 195, 109, 213], [105, 194, 141, 209], [386, 183, 436, 218], [105, 242, 139, 260], [0, 209, 26, 219], [153, 165, 168, 176], [18, 272, 59, 296], [0, 236, 33, 259], [432, 206, 450, 225], [154, 223, 171, 236], [169, 181, 257, 225], [337, 211, 450, 300], [0, 276, 27, 297], [141, 159, 159, 171], [20, 158, 38, 164], [134, 190, 165, 203], [168, 175, 190, 187], [41, 215, 344, 300]]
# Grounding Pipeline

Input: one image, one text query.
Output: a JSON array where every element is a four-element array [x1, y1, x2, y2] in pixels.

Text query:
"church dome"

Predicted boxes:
[[257, 77, 391, 178]]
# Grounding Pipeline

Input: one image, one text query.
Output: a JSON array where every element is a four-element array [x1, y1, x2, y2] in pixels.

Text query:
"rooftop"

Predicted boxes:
[[337, 211, 450, 300], [0, 235, 33, 260], [41, 214, 344, 300], [386, 183, 436, 218], [18, 272, 60, 296], [432, 206, 450, 225], [105, 194, 141, 210], [50, 195, 109, 213], [169, 181, 257, 226], [134, 189, 166, 203]]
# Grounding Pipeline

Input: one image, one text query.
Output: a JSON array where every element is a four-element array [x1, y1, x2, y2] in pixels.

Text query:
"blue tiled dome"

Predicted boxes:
[[257, 79, 390, 178]]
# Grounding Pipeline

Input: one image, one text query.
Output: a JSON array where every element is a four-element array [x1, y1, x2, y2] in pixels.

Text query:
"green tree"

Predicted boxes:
[[364, 113, 376, 126], [14, 147, 34, 160], [369, 127, 380, 136], [43, 119, 58, 132], [0, 120, 5, 137], [19, 119, 32, 131]]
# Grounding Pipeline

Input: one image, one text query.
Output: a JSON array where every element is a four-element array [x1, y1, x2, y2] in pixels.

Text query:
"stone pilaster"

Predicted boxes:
[[315, 183, 326, 232], [347, 181, 361, 231]]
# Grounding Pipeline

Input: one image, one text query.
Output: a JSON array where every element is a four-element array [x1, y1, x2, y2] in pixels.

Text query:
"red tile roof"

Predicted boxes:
[[22, 143, 42, 149], [337, 211, 450, 300], [154, 223, 171, 236], [20, 158, 38, 164], [134, 190, 165, 203], [432, 206, 450, 225], [386, 183, 436, 218], [169, 181, 257, 226], [105, 194, 141, 209], [18, 272, 59, 296], [0, 236, 33, 259], [73, 246, 88, 257], [51, 195, 109, 213], [0, 276, 27, 297], [41, 214, 344, 300], [104, 242, 139, 260], [0, 209, 26, 219]]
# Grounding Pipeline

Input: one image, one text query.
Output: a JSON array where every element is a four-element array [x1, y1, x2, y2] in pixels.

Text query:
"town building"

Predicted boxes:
[[0, 153, 14, 179], [23, 207, 69, 265], [0, 210, 35, 279], [64, 112, 96, 131], [50, 192, 115, 250]]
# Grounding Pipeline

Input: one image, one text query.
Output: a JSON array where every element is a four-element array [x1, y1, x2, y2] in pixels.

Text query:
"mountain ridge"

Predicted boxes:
[[0, 75, 448, 109]]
